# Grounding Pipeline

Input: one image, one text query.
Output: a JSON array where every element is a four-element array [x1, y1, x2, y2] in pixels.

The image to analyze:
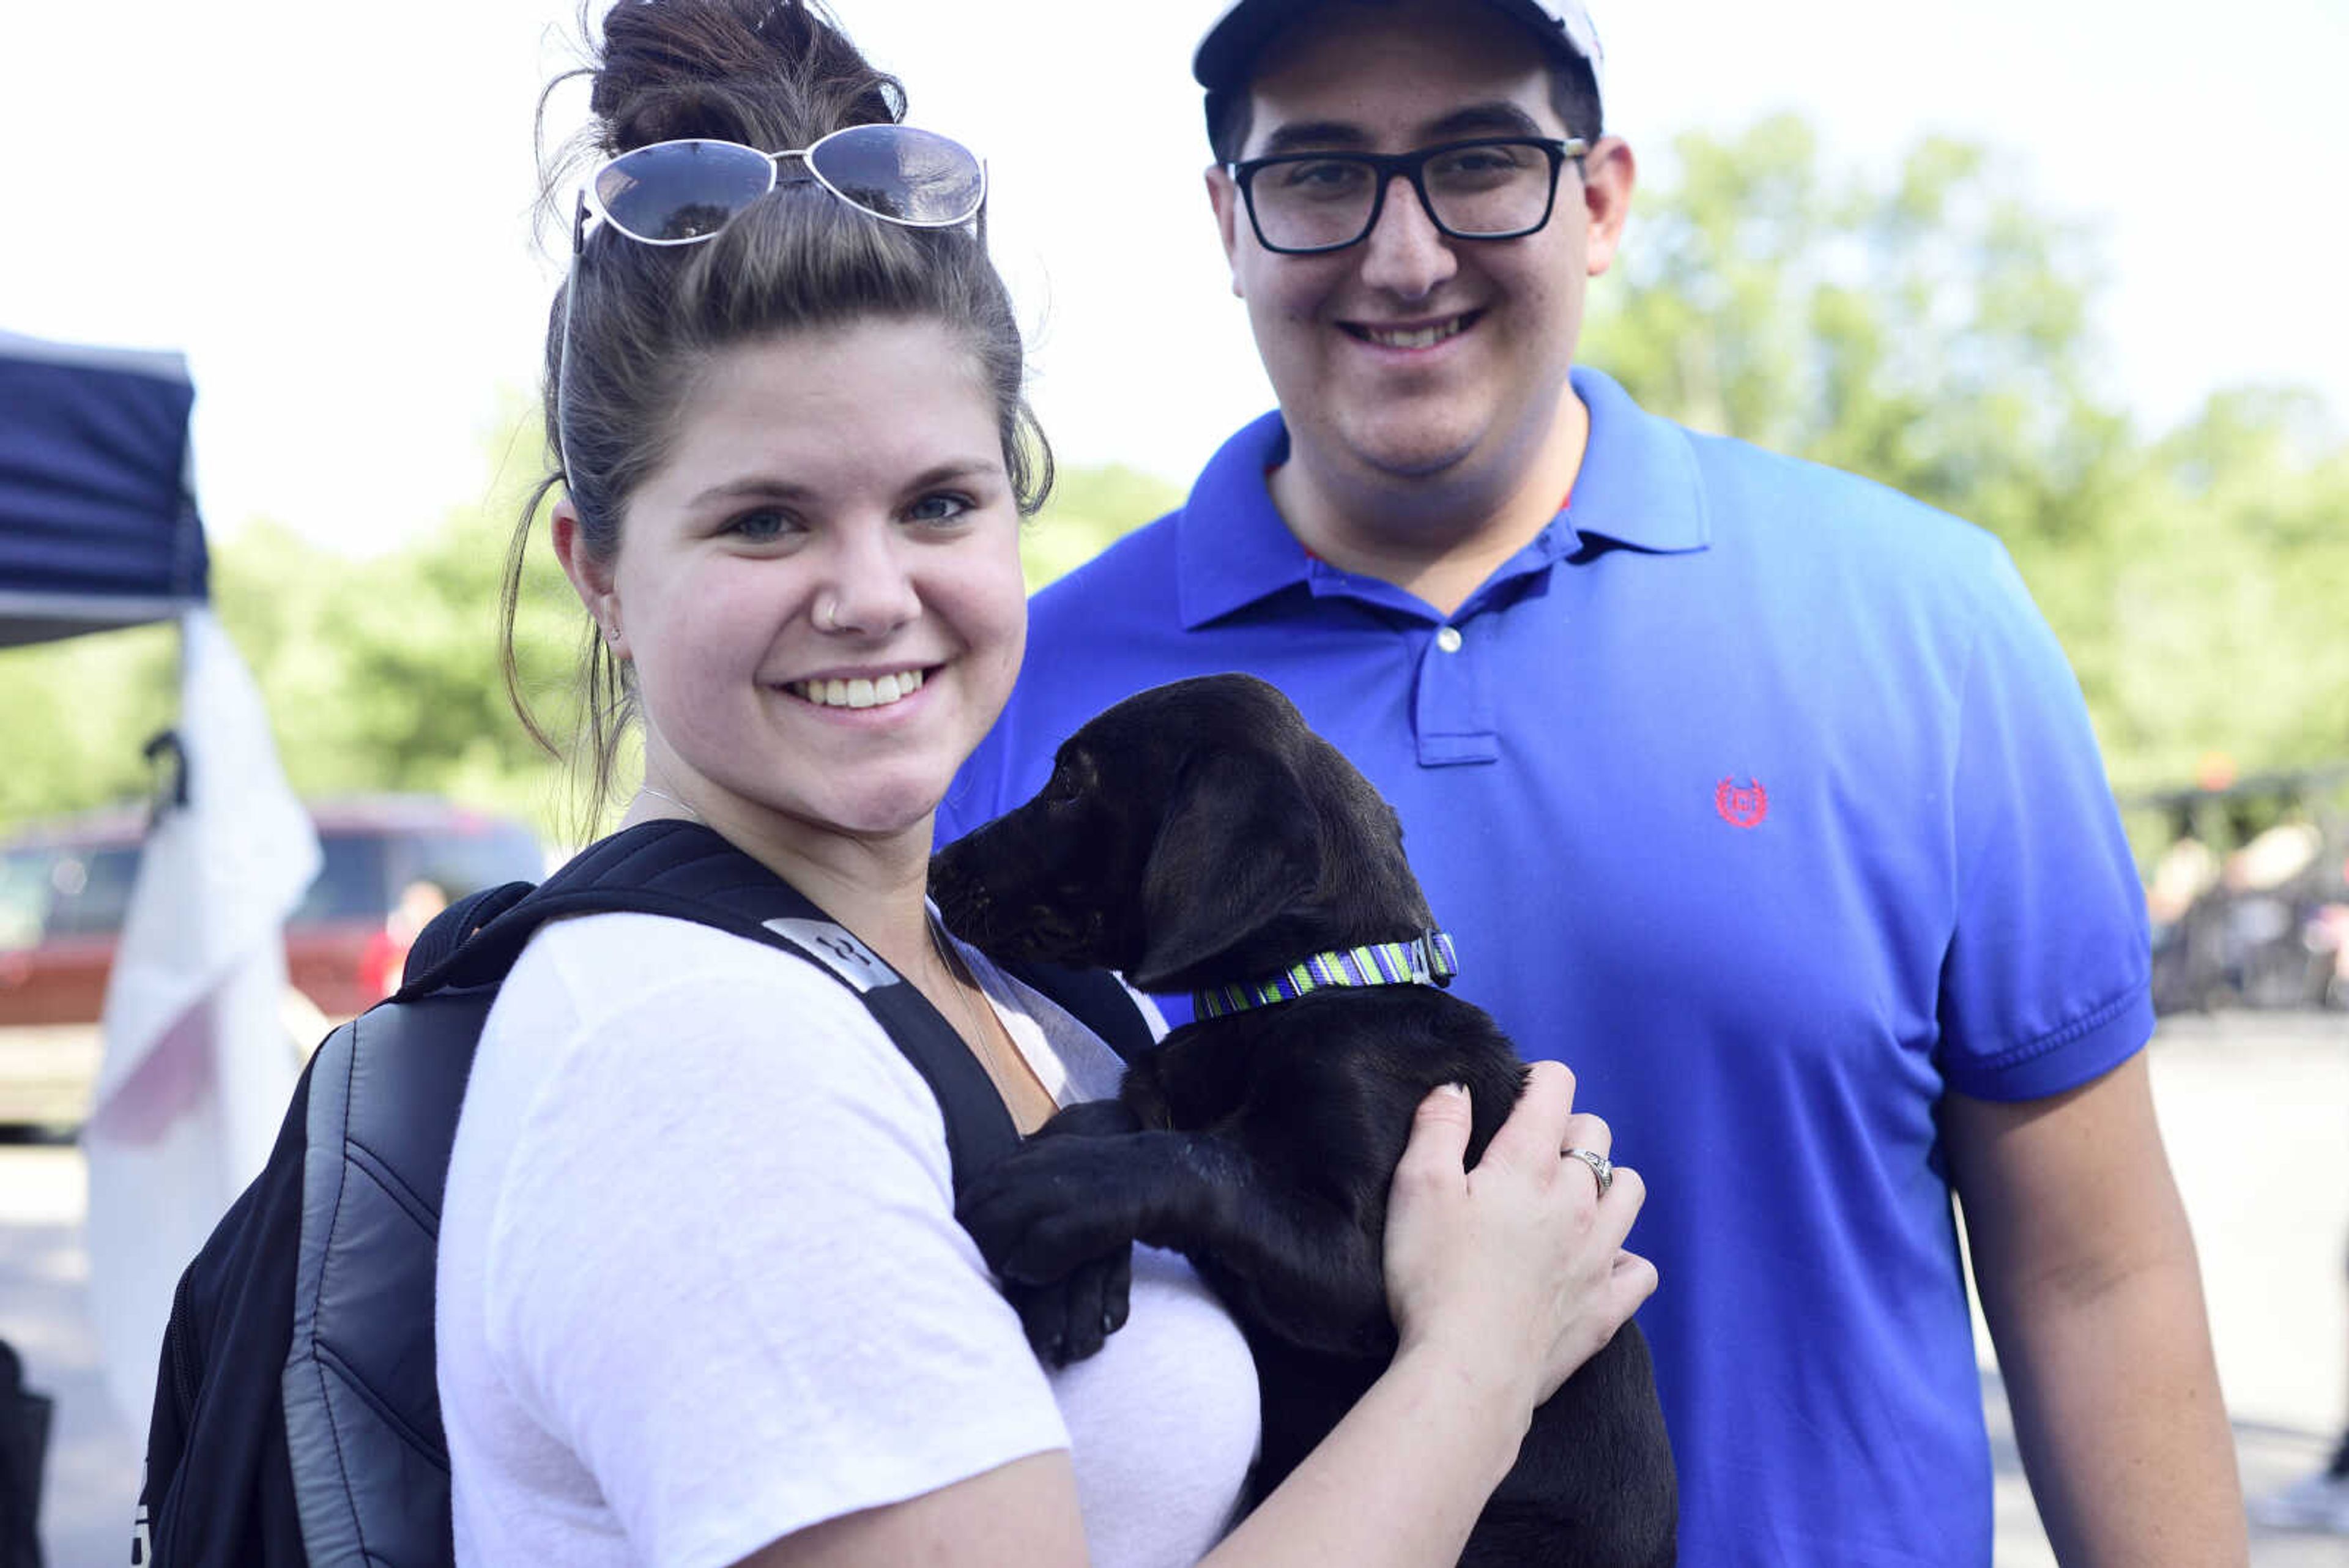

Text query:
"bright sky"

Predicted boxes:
[[6, 0, 2340, 553]]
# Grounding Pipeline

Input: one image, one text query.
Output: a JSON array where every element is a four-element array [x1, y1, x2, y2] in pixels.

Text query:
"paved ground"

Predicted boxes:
[[2, 1009, 2345, 1564]]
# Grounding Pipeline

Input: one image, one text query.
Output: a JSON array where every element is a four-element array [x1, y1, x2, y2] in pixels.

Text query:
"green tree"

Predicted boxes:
[[2096, 390, 2349, 791], [0, 415, 1185, 842], [1586, 116, 2134, 546], [1581, 115, 2349, 796], [12, 136, 2342, 842], [0, 409, 582, 839], [203, 413, 584, 838], [1023, 463, 1182, 590], [0, 622, 177, 831]]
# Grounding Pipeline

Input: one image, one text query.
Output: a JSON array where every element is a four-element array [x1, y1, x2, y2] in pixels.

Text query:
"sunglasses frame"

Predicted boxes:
[[580, 126, 990, 247], [554, 124, 989, 477]]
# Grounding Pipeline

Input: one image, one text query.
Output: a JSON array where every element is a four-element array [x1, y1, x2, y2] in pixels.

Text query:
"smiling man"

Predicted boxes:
[[941, 1, 2246, 1560]]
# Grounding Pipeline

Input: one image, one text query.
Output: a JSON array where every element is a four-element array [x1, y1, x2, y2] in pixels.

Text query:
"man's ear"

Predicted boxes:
[[1581, 135, 1636, 279], [551, 500, 626, 658], [1132, 751, 1320, 990], [1206, 165, 1246, 299]]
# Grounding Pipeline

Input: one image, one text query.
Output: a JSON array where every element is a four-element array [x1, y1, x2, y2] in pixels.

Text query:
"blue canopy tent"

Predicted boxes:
[[0, 330, 209, 648], [2, 329, 318, 1440]]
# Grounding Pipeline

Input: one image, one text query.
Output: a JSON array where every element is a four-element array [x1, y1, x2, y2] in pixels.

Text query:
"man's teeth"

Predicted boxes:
[[792, 669, 927, 709], [1360, 318, 1469, 349]]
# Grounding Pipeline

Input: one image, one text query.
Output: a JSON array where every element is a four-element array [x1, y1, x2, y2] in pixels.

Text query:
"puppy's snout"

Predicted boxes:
[[929, 852, 994, 934], [1025, 904, 1082, 947], [935, 883, 992, 936]]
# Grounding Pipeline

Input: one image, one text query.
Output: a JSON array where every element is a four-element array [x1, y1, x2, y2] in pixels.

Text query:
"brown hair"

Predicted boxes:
[[502, 0, 1050, 827]]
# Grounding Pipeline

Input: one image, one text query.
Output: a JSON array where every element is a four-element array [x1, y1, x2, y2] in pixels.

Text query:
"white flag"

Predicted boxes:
[[81, 606, 320, 1430]]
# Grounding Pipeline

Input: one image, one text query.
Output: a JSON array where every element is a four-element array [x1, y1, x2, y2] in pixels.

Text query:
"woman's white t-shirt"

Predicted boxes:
[[436, 912, 1261, 1568]]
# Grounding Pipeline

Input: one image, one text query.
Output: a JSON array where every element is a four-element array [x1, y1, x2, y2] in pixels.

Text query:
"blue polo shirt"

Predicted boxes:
[[941, 367, 2153, 1565]]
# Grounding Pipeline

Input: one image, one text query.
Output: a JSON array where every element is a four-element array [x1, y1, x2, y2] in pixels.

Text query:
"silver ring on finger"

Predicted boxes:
[[1561, 1146, 1614, 1196]]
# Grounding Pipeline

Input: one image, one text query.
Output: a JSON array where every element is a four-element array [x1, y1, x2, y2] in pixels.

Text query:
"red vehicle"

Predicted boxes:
[[0, 796, 546, 1126]]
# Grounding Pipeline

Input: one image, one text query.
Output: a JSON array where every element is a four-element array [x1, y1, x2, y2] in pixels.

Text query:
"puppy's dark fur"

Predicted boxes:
[[932, 673, 1675, 1567]]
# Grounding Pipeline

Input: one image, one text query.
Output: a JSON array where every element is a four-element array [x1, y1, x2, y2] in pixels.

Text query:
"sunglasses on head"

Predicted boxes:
[[555, 123, 988, 477], [575, 124, 988, 249]]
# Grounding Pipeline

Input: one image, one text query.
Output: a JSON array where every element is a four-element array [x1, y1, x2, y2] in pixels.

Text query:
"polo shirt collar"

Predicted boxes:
[[1175, 367, 1709, 631], [1566, 366, 1712, 556], [1176, 411, 1305, 630]]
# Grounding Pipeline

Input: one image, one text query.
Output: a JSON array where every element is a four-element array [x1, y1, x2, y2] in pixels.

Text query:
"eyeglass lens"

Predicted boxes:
[[806, 125, 985, 226], [593, 141, 776, 243], [593, 130, 983, 243], [1251, 141, 1555, 251]]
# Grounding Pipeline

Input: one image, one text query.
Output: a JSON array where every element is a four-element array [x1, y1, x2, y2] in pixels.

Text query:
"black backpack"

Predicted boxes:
[[134, 818, 1149, 1568], [0, 1337, 51, 1568]]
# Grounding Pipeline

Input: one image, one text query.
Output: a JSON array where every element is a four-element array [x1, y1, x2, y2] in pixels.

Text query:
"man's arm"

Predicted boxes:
[[1942, 1052, 2247, 1566]]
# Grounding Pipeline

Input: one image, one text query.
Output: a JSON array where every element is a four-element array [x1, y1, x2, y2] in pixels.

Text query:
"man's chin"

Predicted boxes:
[[1341, 426, 1482, 482]]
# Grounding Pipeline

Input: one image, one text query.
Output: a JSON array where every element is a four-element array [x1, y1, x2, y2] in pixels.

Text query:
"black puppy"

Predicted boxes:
[[932, 673, 1675, 1567]]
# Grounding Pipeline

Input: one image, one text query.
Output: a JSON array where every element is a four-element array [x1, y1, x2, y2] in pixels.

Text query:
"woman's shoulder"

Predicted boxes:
[[505, 909, 886, 1030], [480, 911, 949, 1145]]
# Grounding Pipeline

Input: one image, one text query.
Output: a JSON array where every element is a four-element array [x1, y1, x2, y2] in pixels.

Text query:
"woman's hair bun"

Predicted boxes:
[[588, 0, 905, 154]]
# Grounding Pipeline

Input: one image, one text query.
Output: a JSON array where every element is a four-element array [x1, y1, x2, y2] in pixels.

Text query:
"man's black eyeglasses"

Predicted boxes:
[[1224, 136, 1589, 256]]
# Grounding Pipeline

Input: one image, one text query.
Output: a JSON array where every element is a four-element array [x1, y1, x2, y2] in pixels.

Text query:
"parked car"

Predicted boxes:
[[0, 796, 546, 1127]]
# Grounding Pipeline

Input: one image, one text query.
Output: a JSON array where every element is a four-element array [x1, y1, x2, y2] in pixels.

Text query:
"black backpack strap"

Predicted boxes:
[[401, 819, 1021, 1184], [399, 880, 534, 985], [1003, 959, 1157, 1063]]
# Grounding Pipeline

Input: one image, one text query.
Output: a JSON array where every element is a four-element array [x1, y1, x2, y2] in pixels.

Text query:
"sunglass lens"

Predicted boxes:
[[594, 140, 776, 243], [808, 125, 985, 226]]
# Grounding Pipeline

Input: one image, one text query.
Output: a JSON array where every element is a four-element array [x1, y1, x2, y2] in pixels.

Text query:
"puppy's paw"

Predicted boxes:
[[1009, 1249, 1134, 1366], [957, 1137, 1156, 1284], [1039, 1097, 1145, 1140]]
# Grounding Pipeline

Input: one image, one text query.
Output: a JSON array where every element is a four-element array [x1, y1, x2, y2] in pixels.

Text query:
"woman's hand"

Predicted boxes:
[[1381, 1062, 1656, 1421]]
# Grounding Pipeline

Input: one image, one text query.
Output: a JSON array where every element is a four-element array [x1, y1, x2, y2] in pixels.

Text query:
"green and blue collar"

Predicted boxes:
[[1192, 929, 1460, 1020]]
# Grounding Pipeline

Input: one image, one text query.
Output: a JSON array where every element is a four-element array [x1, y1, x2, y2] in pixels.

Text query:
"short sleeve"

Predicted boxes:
[[482, 955, 1069, 1568], [1937, 544, 2154, 1099]]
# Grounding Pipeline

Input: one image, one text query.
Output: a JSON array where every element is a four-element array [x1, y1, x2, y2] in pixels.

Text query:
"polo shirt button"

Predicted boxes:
[[1434, 625, 1464, 653]]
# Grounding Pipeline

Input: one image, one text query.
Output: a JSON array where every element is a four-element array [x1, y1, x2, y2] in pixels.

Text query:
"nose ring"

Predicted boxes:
[[815, 595, 841, 633]]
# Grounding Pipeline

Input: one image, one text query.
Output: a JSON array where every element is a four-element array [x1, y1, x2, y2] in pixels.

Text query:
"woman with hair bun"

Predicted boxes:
[[434, 2, 1657, 1564]]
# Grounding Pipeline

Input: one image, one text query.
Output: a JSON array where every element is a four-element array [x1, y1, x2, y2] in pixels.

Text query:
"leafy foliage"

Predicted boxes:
[[0, 415, 584, 841], [0, 623, 177, 827], [1581, 116, 2347, 799], [4, 116, 2342, 852], [1023, 463, 1182, 592]]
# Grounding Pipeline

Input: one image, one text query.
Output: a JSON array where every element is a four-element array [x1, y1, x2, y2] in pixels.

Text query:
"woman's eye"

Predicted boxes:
[[907, 493, 974, 526], [727, 508, 798, 543]]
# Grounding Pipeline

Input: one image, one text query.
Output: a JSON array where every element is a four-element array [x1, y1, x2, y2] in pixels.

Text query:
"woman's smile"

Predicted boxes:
[[784, 665, 931, 711]]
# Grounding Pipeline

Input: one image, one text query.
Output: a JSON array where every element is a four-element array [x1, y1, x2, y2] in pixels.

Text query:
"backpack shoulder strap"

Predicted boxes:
[[406, 819, 1022, 1183], [396, 879, 533, 983], [284, 998, 486, 1567]]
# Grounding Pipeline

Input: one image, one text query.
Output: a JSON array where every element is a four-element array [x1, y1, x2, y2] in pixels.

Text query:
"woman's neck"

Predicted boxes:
[[622, 782, 1058, 1132], [620, 787, 937, 978]]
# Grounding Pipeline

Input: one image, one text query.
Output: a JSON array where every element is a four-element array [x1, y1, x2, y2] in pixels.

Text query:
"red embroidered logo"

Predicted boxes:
[[1715, 778, 1768, 829]]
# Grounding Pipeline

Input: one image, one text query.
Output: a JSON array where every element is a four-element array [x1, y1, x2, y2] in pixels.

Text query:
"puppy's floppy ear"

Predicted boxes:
[[1132, 751, 1321, 990]]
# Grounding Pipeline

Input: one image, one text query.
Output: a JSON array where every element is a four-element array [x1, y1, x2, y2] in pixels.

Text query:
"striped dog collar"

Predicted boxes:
[[1192, 930, 1460, 1020]]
